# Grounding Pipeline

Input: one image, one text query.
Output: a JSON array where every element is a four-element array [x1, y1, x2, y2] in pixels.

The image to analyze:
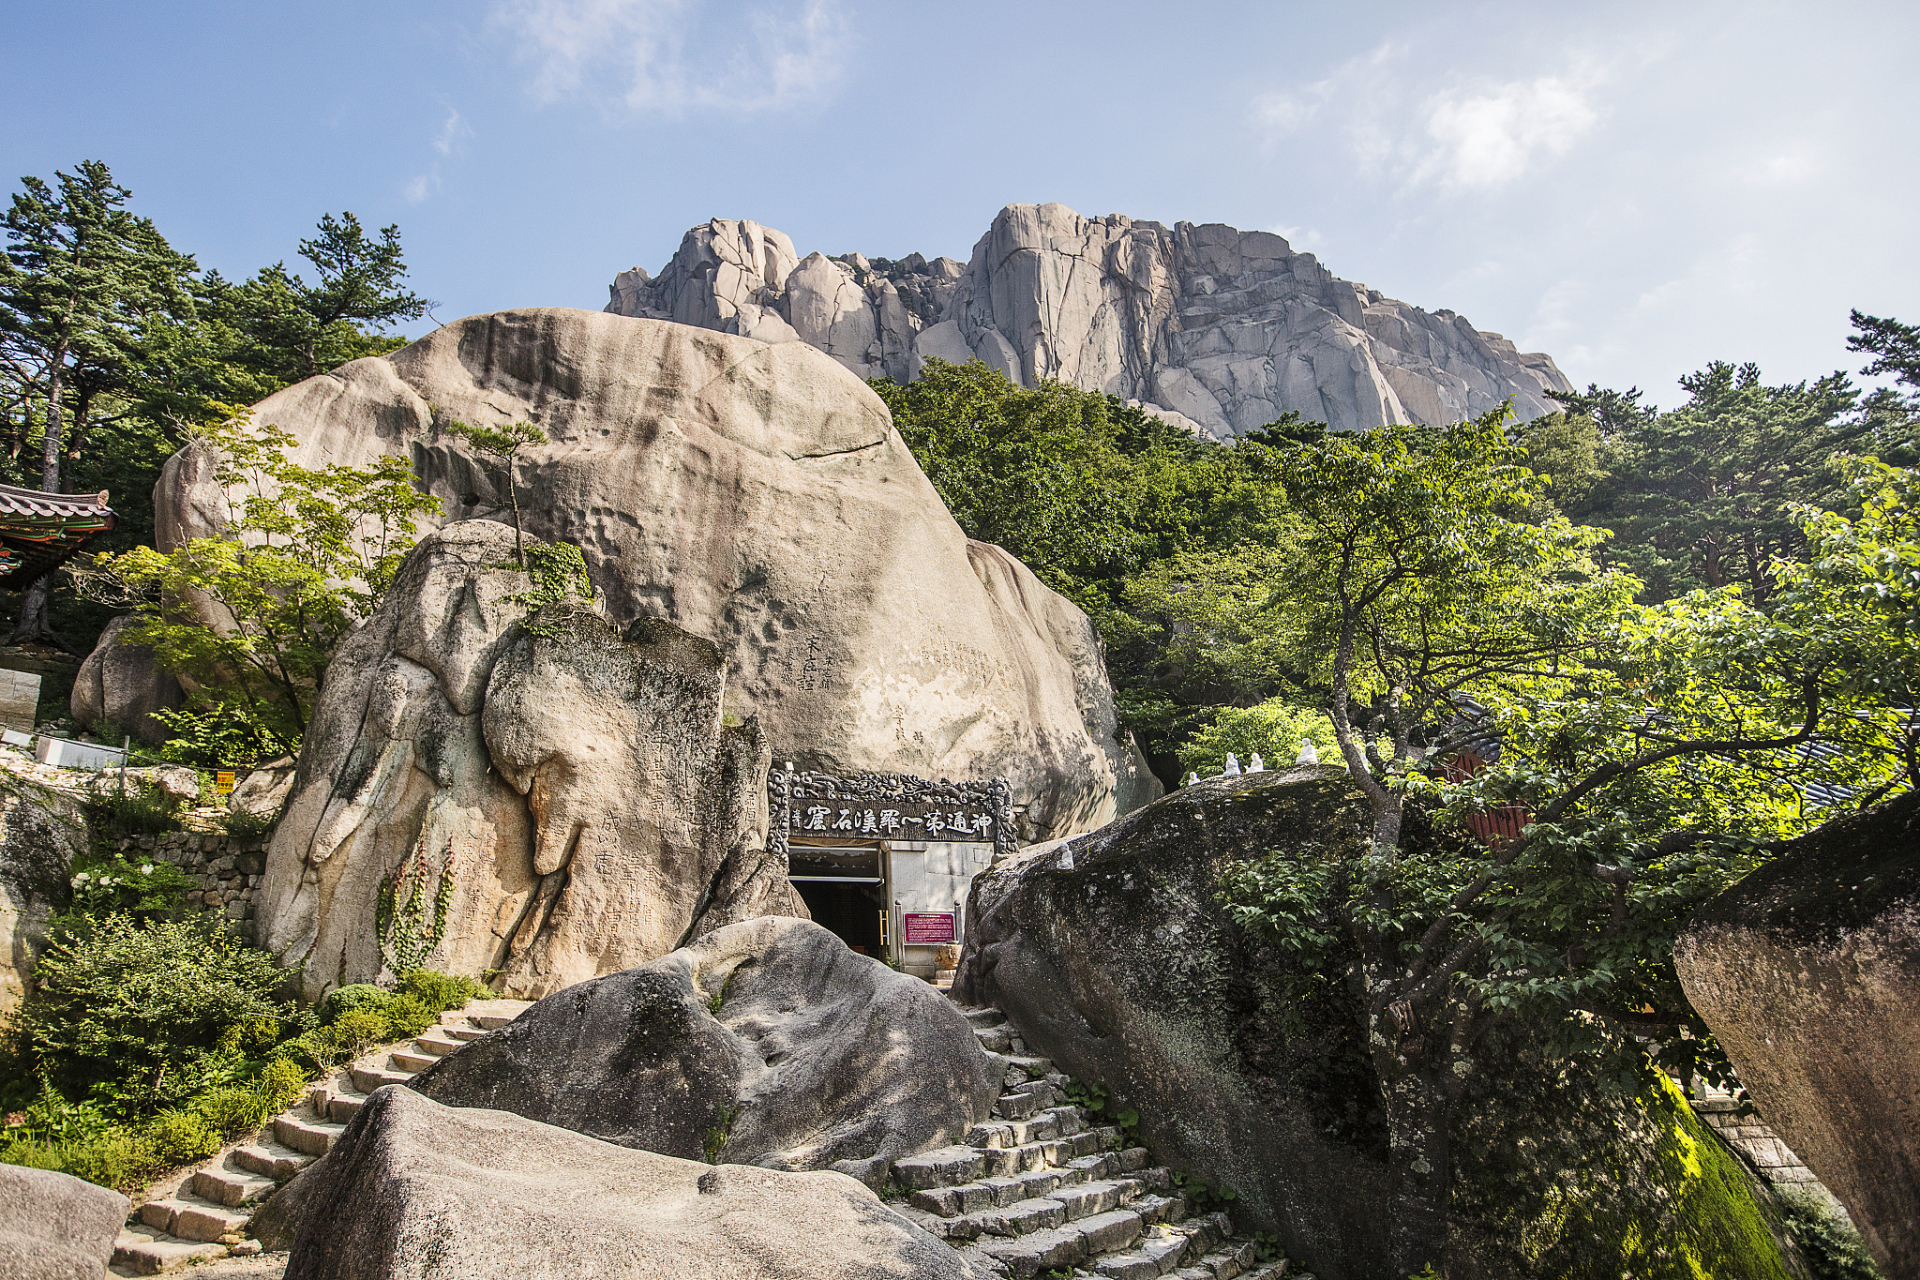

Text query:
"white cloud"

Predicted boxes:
[[1417, 75, 1601, 188], [494, 0, 851, 115], [406, 105, 472, 204], [1249, 46, 1606, 192]]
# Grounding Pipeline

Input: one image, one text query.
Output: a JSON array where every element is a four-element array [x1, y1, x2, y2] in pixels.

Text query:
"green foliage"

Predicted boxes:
[[703, 1103, 737, 1164], [197, 211, 428, 388], [318, 983, 389, 1026], [443, 417, 548, 566], [1169, 1169, 1238, 1213], [7, 913, 298, 1112], [511, 542, 595, 638], [83, 781, 179, 837], [1777, 1188, 1884, 1280], [221, 805, 278, 840], [377, 833, 457, 976], [147, 702, 282, 770], [1179, 698, 1339, 777], [873, 358, 1303, 774], [87, 413, 442, 755], [394, 968, 488, 1013], [64, 853, 194, 919]]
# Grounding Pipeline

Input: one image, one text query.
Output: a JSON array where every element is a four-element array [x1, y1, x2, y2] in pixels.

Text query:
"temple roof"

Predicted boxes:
[[0, 485, 116, 587]]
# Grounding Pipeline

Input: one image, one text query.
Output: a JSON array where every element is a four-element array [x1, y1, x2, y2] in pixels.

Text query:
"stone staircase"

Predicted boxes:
[[896, 1006, 1308, 1280], [110, 1000, 531, 1275]]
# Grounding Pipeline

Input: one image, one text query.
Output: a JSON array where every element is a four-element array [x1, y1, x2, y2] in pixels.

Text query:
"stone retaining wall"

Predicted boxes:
[[112, 831, 268, 934]]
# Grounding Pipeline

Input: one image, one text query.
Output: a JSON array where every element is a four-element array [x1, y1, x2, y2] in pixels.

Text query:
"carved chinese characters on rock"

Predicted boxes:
[[768, 768, 1016, 859]]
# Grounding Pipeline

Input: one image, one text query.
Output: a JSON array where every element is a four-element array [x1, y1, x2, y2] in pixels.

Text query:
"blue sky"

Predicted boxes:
[[8, 0, 1916, 407]]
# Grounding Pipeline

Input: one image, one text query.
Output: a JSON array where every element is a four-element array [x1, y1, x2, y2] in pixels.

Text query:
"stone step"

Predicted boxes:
[[351, 1065, 413, 1092], [994, 1090, 1043, 1120], [893, 1145, 990, 1191], [1049, 1176, 1144, 1222], [974, 1207, 1145, 1278], [444, 1022, 490, 1041], [274, 1113, 347, 1157], [112, 1228, 226, 1274], [1092, 1223, 1195, 1278], [190, 1161, 277, 1208], [975, 1025, 1015, 1054], [414, 1028, 464, 1057], [912, 1165, 1089, 1219], [1167, 1240, 1260, 1280], [962, 1007, 1008, 1029], [1002, 1054, 1055, 1078], [138, 1193, 252, 1243], [231, 1139, 314, 1181], [469, 1013, 518, 1030], [328, 1090, 372, 1123], [389, 1048, 438, 1072]]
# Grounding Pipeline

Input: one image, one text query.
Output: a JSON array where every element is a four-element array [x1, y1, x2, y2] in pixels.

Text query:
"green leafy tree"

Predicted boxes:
[[441, 418, 547, 566], [1223, 414, 1900, 1274], [83, 414, 441, 754], [0, 160, 197, 645], [200, 212, 428, 389]]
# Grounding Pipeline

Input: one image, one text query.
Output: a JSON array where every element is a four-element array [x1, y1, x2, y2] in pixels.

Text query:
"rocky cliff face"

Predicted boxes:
[[606, 205, 1572, 437], [955, 769, 1802, 1280], [157, 309, 1157, 846], [1675, 790, 1920, 1280]]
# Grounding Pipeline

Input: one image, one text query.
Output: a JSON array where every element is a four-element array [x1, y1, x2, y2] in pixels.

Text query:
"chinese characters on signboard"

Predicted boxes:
[[768, 767, 1016, 860], [903, 912, 957, 945]]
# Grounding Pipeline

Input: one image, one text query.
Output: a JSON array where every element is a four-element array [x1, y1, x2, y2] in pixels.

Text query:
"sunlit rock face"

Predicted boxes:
[[157, 308, 1158, 858], [1677, 791, 1920, 1280], [258, 521, 800, 1000], [606, 204, 1572, 437]]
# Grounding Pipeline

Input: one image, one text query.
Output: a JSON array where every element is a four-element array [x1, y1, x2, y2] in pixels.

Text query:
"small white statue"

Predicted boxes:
[[1224, 753, 1242, 776], [1247, 753, 1266, 772], [1184, 771, 1201, 787], [1295, 738, 1319, 765]]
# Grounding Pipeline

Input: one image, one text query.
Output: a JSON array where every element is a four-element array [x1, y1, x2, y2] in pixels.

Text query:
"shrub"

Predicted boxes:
[[319, 984, 388, 1026], [84, 782, 179, 837], [223, 806, 279, 840], [396, 969, 488, 1013], [14, 913, 297, 1110], [145, 1107, 221, 1164], [381, 994, 437, 1041], [65, 855, 195, 919]]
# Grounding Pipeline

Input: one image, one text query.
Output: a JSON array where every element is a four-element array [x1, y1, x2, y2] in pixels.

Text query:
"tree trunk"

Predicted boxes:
[[11, 360, 64, 645], [1373, 1014, 1459, 1278]]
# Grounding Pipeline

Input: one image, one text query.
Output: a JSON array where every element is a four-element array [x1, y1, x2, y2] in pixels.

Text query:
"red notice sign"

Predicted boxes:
[[903, 912, 956, 945]]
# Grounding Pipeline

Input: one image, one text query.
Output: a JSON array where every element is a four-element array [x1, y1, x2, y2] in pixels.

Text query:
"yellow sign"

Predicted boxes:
[[215, 770, 236, 796]]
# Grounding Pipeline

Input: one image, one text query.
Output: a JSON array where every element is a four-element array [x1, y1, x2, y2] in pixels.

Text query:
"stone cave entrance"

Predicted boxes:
[[787, 842, 886, 956]]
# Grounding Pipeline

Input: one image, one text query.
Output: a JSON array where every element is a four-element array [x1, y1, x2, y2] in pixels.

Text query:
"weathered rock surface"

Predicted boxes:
[[260, 520, 801, 999], [227, 756, 296, 820], [607, 203, 1573, 436], [1675, 790, 1920, 1280], [413, 916, 996, 1184], [160, 308, 1156, 843], [278, 1084, 976, 1280], [0, 1163, 129, 1280], [70, 615, 183, 746], [956, 768, 1800, 1280], [0, 778, 85, 1016]]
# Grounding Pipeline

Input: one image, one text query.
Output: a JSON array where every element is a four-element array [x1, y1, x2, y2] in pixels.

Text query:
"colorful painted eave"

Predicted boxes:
[[0, 484, 117, 587]]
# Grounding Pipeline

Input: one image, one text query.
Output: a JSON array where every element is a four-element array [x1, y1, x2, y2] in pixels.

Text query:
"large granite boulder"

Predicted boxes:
[[608, 203, 1574, 436], [1675, 790, 1920, 1280], [70, 615, 183, 746], [0, 780, 85, 1017], [412, 916, 997, 1185], [276, 1085, 975, 1280], [260, 520, 802, 999], [156, 308, 1156, 843], [0, 1163, 130, 1280], [955, 768, 1800, 1280]]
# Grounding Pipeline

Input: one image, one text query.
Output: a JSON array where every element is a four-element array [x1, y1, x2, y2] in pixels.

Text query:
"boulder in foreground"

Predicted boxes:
[[412, 916, 997, 1184], [0, 1163, 129, 1280], [1676, 789, 1920, 1280], [281, 1085, 976, 1280]]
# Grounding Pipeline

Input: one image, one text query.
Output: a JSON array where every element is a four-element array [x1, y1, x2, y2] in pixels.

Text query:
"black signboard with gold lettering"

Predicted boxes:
[[768, 766, 1015, 860]]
